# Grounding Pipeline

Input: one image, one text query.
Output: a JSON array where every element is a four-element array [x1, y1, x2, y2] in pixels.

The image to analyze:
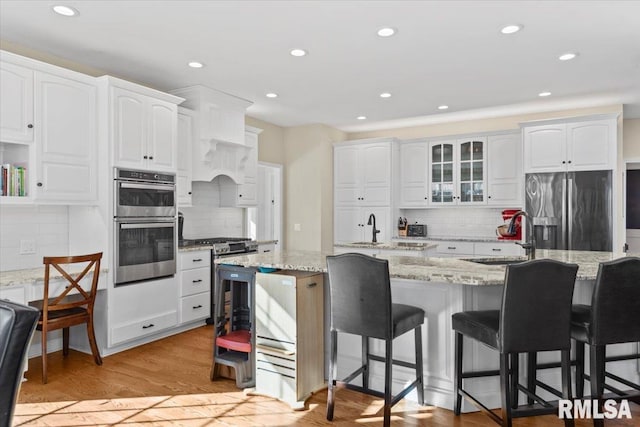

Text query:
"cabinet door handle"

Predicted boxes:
[[562, 160, 566, 164], [192, 305, 203, 309], [37, 182, 43, 187], [192, 258, 203, 262], [188, 191, 192, 195], [142, 323, 155, 329], [263, 249, 271, 253], [447, 246, 456, 250], [567, 160, 572, 164], [307, 282, 317, 288], [192, 279, 203, 283], [492, 248, 502, 252], [239, 194, 243, 197], [143, 155, 148, 159], [27, 124, 33, 129], [149, 156, 154, 160]]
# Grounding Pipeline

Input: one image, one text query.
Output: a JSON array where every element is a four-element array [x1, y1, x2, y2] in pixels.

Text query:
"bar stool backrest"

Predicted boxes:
[[326, 253, 392, 340], [590, 256, 640, 345], [500, 259, 578, 353]]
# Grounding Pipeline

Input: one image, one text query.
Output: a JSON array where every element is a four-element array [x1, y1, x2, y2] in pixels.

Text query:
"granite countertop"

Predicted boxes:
[[216, 249, 635, 286], [393, 236, 520, 243], [335, 241, 438, 251], [1, 266, 109, 288]]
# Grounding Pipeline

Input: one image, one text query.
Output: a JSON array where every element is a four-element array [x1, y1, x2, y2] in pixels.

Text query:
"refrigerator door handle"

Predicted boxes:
[[567, 176, 573, 250], [561, 176, 567, 250]]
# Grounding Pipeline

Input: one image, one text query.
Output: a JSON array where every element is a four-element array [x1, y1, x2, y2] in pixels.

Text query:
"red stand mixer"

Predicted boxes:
[[498, 209, 522, 240]]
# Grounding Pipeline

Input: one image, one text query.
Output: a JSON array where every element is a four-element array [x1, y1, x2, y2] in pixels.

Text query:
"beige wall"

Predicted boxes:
[[624, 118, 640, 160], [348, 105, 624, 140], [246, 116, 285, 165], [282, 124, 346, 251]]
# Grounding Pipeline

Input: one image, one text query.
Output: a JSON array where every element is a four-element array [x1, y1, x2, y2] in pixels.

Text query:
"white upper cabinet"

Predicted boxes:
[[523, 117, 616, 173], [34, 71, 98, 202], [428, 137, 487, 206], [334, 140, 392, 206], [176, 107, 194, 206], [428, 140, 456, 205], [487, 133, 522, 206], [108, 79, 182, 172], [0, 61, 34, 143], [398, 140, 429, 207], [170, 85, 253, 183]]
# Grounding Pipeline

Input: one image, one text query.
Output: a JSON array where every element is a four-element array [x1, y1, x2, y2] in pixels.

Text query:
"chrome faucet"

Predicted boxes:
[[367, 213, 380, 243], [508, 210, 536, 260]]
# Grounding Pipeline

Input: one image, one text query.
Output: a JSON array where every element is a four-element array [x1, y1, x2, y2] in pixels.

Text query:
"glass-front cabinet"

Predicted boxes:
[[458, 138, 486, 204], [429, 141, 455, 204], [428, 137, 487, 206]]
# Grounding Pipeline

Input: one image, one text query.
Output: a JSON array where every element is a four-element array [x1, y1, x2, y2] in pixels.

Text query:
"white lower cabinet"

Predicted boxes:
[[255, 271, 325, 409], [473, 241, 524, 257], [109, 276, 178, 346], [178, 250, 211, 324], [434, 241, 475, 257]]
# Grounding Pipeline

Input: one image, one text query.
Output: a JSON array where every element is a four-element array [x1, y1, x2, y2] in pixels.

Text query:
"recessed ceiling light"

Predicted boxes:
[[357, 116, 367, 120], [539, 91, 552, 97], [188, 61, 204, 68], [377, 27, 396, 37], [265, 93, 278, 98], [558, 52, 578, 61], [379, 92, 392, 98], [290, 49, 307, 57], [438, 105, 449, 110], [500, 24, 522, 34], [52, 5, 78, 16]]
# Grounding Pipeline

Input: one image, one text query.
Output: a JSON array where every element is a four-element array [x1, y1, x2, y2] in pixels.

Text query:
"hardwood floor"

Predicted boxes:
[[15, 325, 639, 426]]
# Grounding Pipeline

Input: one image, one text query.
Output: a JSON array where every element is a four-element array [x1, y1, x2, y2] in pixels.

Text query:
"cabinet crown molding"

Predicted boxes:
[[519, 113, 620, 128]]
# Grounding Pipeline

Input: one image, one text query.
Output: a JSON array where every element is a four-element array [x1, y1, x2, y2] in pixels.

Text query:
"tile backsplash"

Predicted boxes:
[[400, 207, 517, 239], [179, 180, 245, 238], [0, 205, 69, 271]]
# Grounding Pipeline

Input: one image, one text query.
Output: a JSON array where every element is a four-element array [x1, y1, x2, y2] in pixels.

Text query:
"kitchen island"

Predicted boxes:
[[217, 249, 640, 412]]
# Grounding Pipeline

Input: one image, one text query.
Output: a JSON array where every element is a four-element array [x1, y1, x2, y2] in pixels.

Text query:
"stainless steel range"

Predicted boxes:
[[178, 237, 258, 325]]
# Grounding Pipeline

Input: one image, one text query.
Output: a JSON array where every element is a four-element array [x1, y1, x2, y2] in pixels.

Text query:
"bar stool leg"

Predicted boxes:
[[454, 331, 463, 415], [561, 349, 575, 427], [415, 325, 424, 405], [589, 345, 605, 427], [327, 330, 337, 421], [499, 353, 513, 427], [527, 351, 537, 405], [575, 341, 585, 398], [361, 336, 369, 390], [383, 339, 393, 427], [510, 353, 519, 409]]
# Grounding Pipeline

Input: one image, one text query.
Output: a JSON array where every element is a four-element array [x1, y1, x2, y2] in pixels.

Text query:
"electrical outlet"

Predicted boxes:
[[294, 223, 301, 231], [19, 239, 36, 255]]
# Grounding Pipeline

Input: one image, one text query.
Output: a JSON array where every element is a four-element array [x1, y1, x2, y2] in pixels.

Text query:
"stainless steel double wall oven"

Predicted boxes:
[[114, 168, 177, 285]]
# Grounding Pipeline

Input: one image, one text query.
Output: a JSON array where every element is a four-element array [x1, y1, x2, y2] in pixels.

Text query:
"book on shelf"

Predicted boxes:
[[1, 164, 27, 197]]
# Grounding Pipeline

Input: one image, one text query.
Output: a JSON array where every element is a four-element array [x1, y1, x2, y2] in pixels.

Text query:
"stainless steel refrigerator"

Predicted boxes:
[[525, 171, 613, 251]]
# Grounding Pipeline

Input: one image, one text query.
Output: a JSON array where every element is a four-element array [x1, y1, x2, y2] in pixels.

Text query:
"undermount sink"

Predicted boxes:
[[350, 241, 381, 245], [465, 258, 528, 266]]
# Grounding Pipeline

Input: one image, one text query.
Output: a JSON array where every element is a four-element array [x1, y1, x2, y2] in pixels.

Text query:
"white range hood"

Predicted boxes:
[[171, 85, 253, 183]]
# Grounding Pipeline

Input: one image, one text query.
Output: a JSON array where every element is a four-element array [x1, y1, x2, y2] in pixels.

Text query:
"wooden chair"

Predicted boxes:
[[29, 252, 103, 383]]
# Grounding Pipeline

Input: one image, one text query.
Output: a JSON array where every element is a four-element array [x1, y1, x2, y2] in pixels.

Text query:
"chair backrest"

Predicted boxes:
[[0, 300, 39, 427], [41, 252, 102, 319], [500, 259, 578, 353], [590, 256, 640, 345], [326, 253, 392, 340]]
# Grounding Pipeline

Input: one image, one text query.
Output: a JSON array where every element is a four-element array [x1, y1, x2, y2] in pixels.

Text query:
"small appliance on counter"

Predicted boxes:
[[497, 209, 522, 240], [407, 224, 427, 237]]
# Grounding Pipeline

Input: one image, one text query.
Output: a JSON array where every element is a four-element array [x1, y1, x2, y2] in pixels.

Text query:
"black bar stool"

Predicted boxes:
[[452, 259, 578, 427], [326, 253, 425, 427], [571, 257, 640, 427]]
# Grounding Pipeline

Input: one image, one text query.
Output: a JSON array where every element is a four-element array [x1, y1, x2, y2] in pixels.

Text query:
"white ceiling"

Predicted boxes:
[[1, 1, 639, 132]]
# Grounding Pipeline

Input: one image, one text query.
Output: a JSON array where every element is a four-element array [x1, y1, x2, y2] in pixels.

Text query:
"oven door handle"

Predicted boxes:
[[119, 182, 175, 191], [119, 222, 175, 229]]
